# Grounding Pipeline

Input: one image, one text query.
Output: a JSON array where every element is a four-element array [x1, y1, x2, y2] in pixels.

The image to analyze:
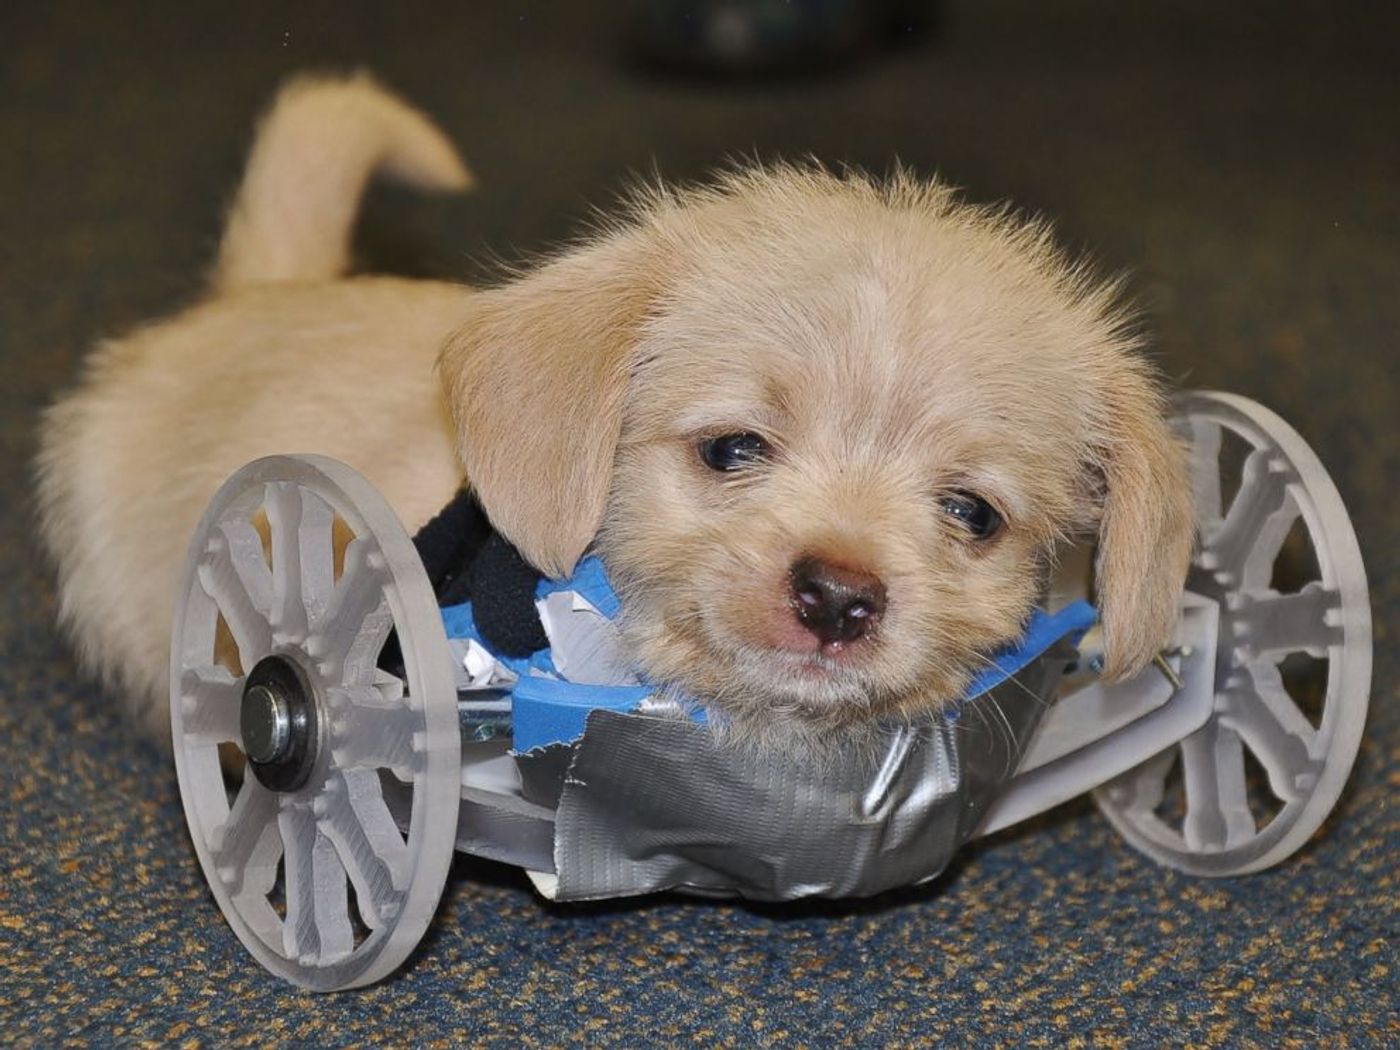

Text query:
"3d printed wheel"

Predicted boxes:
[[1094, 392, 1371, 875], [171, 456, 461, 990]]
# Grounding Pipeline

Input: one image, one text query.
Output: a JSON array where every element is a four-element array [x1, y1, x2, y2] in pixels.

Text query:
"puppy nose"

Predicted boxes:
[[789, 556, 887, 648]]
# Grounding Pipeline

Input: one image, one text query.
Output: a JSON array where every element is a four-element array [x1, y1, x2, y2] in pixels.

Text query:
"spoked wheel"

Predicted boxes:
[[1094, 392, 1371, 875], [171, 455, 460, 989]]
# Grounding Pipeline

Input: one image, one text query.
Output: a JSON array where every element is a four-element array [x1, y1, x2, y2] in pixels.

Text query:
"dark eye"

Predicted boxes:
[[699, 432, 772, 472], [940, 491, 1003, 540]]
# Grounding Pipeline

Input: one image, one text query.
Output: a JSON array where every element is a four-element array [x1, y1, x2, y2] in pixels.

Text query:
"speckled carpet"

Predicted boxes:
[[2, 2, 1396, 1046]]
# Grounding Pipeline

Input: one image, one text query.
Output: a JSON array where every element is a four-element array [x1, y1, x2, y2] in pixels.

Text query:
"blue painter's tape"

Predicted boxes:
[[439, 600, 558, 678], [957, 599, 1098, 712], [536, 555, 620, 618], [511, 677, 656, 753]]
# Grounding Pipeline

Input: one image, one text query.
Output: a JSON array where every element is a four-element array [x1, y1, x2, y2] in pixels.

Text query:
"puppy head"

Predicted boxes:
[[440, 166, 1192, 741]]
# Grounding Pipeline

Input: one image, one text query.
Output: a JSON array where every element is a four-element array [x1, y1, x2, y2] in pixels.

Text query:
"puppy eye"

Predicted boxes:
[[699, 432, 772, 472], [940, 491, 1003, 540]]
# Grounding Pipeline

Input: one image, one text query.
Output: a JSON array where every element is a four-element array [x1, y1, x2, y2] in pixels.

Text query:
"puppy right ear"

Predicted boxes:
[[437, 230, 661, 578], [1091, 367, 1195, 681]]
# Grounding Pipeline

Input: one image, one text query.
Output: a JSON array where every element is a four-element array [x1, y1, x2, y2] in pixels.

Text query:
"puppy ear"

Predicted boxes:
[[438, 230, 660, 578], [1092, 370, 1195, 680]]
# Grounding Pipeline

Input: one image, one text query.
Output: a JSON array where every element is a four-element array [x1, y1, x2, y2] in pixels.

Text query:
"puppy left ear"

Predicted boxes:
[[1092, 370, 1195, 680], [437, 228, 661, 578]]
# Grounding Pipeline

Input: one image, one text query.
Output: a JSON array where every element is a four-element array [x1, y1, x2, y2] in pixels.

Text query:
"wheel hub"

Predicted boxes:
[[241, 654, 319, 792]]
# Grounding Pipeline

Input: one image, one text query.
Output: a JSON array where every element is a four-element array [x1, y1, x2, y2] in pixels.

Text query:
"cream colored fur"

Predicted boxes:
[[38, 74, 1193, 749]]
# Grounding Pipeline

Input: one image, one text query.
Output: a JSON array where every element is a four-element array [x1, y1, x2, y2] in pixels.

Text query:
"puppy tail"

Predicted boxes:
[[212, 72, 473, 292]]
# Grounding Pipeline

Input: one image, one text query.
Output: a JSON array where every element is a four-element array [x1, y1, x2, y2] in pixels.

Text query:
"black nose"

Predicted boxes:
[[789, 556, 887, 648]]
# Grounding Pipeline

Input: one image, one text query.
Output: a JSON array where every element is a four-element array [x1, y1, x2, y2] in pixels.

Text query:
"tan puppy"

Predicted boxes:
[[38, 74, 1193, 748]]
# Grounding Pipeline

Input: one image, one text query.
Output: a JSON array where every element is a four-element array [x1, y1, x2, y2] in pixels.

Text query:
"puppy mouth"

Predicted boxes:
[[707, 627, 880, 709], [767, 646, 859, 680], [632, 599, 918, 726]]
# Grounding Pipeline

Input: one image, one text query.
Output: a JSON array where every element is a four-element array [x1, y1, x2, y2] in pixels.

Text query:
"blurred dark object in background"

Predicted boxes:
[[629, 0, 937, 78]]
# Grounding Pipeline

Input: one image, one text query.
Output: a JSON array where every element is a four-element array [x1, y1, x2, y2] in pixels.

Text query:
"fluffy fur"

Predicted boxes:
[[38, 74, 1193, 748]]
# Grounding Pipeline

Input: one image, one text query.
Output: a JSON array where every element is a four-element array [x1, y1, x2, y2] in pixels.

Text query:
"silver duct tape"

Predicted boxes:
[[543, 646, 1071, 902]]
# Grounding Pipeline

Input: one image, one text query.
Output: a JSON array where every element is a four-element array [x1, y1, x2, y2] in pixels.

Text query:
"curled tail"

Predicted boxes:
[[213, 72, 472, 292]]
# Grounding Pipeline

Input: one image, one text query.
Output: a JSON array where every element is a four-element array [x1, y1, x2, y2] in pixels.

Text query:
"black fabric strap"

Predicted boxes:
[[408, 487, 549, 658], [411, 486, 494, 603], [466, 533, 551, 656]]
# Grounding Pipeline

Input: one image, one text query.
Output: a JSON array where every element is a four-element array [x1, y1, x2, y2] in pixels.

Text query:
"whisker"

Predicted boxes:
[[962, 648, 1056, 712], [953, 647, 1060, 778]]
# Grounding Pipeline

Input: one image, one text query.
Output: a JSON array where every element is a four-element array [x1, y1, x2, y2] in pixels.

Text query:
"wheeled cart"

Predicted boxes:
[[170, 392, 1372, 990]]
